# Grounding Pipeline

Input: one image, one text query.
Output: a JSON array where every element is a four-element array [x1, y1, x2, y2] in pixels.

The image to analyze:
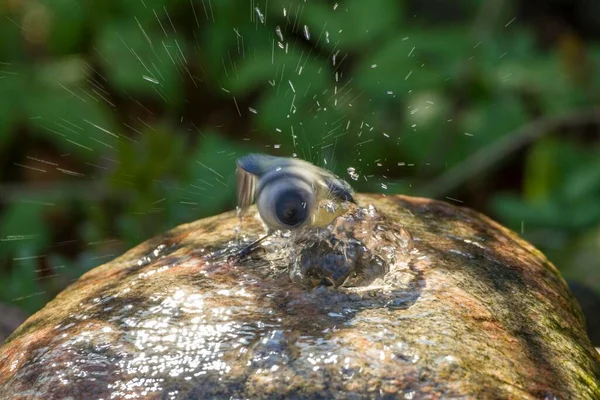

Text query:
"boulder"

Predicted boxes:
[[1, 194, 599, 399]]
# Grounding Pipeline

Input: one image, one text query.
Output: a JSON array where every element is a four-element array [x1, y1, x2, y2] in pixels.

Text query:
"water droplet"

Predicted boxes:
[[347, 167, 359, 181], [275, 26, 284, 42], [254, 7, 265, 24], [142, 75, 159, 84]]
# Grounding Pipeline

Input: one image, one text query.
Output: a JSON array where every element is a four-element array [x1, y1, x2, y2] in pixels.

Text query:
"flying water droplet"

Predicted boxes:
[[347, 167, 359, 181], [255, 7, 265, 24], [275, 26, 284, 42], [142, 75, 159, 84]]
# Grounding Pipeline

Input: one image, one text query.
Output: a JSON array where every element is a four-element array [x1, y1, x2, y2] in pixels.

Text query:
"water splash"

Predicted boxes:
[[289, 204, 412, 289], [254, 7, 265, 24], [346, 167, 359, 181]]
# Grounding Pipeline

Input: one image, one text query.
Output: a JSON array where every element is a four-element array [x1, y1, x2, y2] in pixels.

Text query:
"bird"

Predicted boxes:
[[233, 153, 356, 259]]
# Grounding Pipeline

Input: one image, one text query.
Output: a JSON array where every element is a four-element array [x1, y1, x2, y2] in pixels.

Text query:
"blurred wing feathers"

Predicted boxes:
[[236, 163, 256, 211], [324, 175, 356, 203]]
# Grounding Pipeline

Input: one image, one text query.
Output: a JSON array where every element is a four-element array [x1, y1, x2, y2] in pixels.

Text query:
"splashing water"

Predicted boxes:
[[346, 167, 359, 181], [289, 204, 412, 289], [254, 7, 265, 24], [216, 201, 413, 293]]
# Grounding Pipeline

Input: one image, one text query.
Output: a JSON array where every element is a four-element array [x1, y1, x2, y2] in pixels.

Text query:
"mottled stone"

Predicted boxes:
[[0, 194, 599, 399]]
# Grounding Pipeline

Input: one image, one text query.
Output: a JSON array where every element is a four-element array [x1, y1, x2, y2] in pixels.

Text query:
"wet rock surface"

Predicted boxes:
[[0, 194, 599, 399]]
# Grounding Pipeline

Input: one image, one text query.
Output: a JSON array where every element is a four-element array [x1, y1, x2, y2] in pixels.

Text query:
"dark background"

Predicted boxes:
[[0, 0, 599, 343]]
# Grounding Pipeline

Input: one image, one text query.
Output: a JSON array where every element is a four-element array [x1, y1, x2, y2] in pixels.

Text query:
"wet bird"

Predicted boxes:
[[234, 153, 355, 259]]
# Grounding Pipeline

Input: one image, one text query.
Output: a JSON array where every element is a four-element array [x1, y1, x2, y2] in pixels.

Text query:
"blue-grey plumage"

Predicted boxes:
[[236, 154, 355, 232]]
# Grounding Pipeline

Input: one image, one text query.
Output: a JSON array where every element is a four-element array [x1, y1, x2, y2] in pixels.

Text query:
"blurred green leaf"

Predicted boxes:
[[0, 73, 24, 156], [0, 260, 46, 314], [302, 0, 403, 51], [0, 12, 24, 61], [186, 132, 254, 216], [523, 138, 597, 203], [96, 19, 186, 105], [562, 158, 600, 202], [23, 66, 118, 161], [450, 94, 527, 166], [523, 137, 560, 202], [227, 46, 329, 96], [492, 193, 564, 229], [0, 202, 50, 257], [46, 0, 87, 54]]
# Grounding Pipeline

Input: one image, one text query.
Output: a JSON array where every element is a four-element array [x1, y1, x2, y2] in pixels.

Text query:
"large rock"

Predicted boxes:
[[1, 194, 599, 399]]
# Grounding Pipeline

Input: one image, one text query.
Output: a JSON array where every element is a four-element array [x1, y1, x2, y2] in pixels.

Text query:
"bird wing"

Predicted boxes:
[[236, 162, 256, 212], [326, 176, 356, 203], [317, 170, 356, 203]]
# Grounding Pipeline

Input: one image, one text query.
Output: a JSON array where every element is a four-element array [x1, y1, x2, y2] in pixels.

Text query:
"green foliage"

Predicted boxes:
[[301, 0, 403, 50], [96, 21, 186, 103], [0, 203, 51, 313], [1, 0, 600, 316], [494, 139, 600, 234]]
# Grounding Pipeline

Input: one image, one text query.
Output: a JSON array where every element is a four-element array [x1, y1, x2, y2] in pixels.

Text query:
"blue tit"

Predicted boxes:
[[236, 153, 355, 233]]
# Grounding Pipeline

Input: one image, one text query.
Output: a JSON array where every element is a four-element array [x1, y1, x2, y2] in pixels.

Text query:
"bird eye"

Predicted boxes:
[[256, 177, 315, 231]]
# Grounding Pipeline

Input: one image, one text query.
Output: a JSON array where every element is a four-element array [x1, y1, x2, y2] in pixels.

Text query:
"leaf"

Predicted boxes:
[[95, 19, 185, 105], [120, 0, 179, 25], [22, 60, 118, 161], [186, 133, 255, 217], [354, 28, 471, 97], [561, 158, 600, 202], [227, 45, 329, 96], [523, 138, 591, 203], [523, 137, 559, 202], [196, 0, 264, 77], [0, 202, 50, 263], [105, 123, 189, 242], [0, 14, 24, 60], [45, 0, 88, 54], [0, 73, 24, 156], [301, 0, 403, 51], [447, 95, 528, 167], [491, 193, 564, 228], [482, 30, 586, 113], [565, 196, 600, 230], [0, 260, 46, 314]]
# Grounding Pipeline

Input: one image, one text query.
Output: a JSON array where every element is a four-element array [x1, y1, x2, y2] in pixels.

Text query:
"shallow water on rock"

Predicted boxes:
[[211, 203, 415, 292]]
